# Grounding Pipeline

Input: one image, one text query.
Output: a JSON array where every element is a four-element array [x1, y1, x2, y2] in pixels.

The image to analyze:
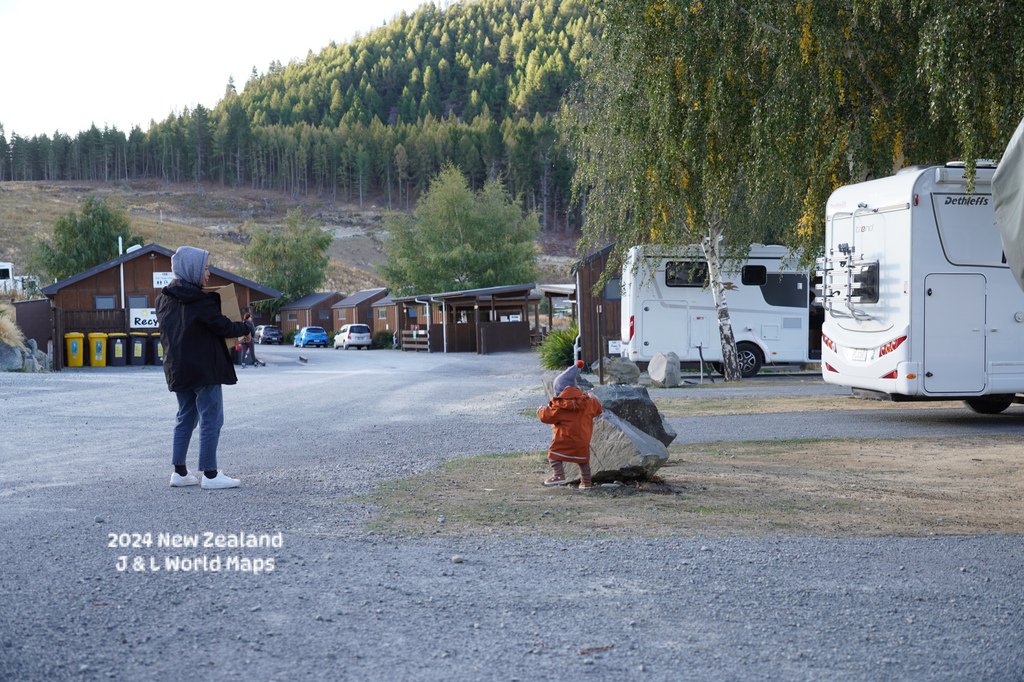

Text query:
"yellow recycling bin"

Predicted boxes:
[[64, 332, 85, 368], [87, 332, 109, 367]]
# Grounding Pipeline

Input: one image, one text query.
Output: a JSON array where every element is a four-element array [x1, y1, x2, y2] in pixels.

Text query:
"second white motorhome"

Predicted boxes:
[[620, 245, 820, 377], [818, 161, 1024, 413]]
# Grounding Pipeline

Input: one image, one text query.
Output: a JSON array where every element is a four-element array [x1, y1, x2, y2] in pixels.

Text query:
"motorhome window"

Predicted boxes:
[[0, 268, 10, 279], [851, 263, 879, 304], [741, 265, 767, 287], [603, 276, 622, 301], [759, 273, 809, 308], [665, 261, 707, 287], [94, 295, 116, 310]]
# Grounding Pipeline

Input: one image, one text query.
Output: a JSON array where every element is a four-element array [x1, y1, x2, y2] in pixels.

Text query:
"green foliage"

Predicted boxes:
[[0, 0, 595, 234], [380, 165, 538, 295], [538, 325, 577, 370], [243, 209, 332, 316], [372, 330, 394, 349], [31, 196, 143, 282], [284, 329, 298, 345]]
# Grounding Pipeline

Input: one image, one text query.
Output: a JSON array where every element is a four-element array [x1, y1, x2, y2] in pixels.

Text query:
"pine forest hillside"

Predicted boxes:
[[0, 0, 597, 236]]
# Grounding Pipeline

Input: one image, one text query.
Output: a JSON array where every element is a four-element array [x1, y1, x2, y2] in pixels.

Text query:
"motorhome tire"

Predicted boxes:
[[964, 396, 1013, 415], [737, 343, 763, 378]]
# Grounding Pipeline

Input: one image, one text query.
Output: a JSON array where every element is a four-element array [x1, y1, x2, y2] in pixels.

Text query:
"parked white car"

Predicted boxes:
[[334, 323, 372, 350]]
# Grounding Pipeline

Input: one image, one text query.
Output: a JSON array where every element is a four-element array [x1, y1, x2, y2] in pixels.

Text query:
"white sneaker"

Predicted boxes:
[[170, 472, 200, 487], [201, 471, 241, 489]]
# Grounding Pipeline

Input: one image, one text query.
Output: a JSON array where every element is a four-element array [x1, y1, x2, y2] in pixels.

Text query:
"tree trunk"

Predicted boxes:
[[701, 225, 741, 381]]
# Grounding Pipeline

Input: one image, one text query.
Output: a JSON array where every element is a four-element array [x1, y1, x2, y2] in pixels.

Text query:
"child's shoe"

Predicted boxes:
[[543, 475, 570, 487], [578, 482, 593, 491]]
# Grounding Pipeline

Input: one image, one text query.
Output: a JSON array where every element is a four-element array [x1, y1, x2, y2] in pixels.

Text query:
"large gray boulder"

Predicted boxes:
[[596, 356, 641, 385], [0, 342, 22, 371], [591, 384, 676, 446], [558, 412, 669, 483], [0, 339, 51, 372], [648, 352, 682, 388]]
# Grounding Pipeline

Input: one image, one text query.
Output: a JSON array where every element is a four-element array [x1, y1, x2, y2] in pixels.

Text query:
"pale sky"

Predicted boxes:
[[0, 0, 433, 139]]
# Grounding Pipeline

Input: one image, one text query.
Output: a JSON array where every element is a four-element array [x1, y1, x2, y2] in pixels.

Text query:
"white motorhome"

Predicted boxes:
[[621, 244, 820, 377], [0, 262, 39, 296], [818, 161, 1024, 412]]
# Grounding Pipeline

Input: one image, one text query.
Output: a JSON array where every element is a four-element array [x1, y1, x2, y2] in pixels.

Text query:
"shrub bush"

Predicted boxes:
[[373, 330, 394, 349], [284, 329, 297, 345], [0, 304, 25, 348], [538, 325, 577, 370]]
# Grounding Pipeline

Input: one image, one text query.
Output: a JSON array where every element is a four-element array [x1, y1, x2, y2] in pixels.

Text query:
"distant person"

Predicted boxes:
[[537, 360, 603, 490], [240, 312, 263, 367], [157, 246, 250, 490]]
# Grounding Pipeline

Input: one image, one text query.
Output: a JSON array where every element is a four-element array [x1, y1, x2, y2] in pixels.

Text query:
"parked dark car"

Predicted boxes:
[[254, 325, 283, 344]]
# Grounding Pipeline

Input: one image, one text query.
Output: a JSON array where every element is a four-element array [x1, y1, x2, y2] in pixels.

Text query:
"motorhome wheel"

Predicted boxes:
[[964, 396, 1014, 415], [736, 342, 763, 378]]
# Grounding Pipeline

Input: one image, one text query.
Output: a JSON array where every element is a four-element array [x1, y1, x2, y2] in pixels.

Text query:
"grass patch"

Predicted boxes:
[[352, 436, 1024, 539]]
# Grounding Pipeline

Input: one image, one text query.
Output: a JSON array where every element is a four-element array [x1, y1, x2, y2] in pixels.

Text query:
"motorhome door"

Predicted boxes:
[[640, 299, 688, 356], [923, 273, 986, 392]]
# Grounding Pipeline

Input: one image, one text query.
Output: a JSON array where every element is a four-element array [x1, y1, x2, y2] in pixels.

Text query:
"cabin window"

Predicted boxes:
[[665, 261, 708, 287], [759, 273, 810, 308], [377, 308, 387, 320], [407, 307, 418, 319], [286, 312, 297, 321], [741, 265, 767, 287], [337, 309, 347, 321], [94, 295, 116, 310], [128, 295, 148, 309], [603, 276, 622, 301], [318, 309, 330, 321]]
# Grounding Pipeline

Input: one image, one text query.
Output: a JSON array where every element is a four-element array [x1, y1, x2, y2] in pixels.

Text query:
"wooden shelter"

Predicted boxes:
[[572, 244, 622, 365], [280, 292, 344, 334], [392, 284, 540, 354], [332, 287, 388, 330], [40, 243, 280, 369]]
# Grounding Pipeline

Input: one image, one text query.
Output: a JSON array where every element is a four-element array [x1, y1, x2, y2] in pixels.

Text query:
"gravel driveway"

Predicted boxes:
[[1, 348, 1021, 681]]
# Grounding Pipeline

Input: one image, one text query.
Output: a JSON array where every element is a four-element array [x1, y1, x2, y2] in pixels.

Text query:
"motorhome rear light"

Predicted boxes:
[[914, 194, 919, 206], [881, 370, 898, 379], [878, 335, 908, 357], [825, 363, 838, 373], [822, 334, 836, 352], [628, 315, 635, 342], [906, 373, 917, 379]]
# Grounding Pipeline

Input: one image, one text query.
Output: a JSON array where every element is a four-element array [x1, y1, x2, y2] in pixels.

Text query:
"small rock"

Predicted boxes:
[[94, 517, 104, 524], [451, 555, 464, 564]]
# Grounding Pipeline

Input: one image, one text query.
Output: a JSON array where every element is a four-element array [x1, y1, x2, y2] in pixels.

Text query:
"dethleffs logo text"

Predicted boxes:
[[944, 195, 990, 206]]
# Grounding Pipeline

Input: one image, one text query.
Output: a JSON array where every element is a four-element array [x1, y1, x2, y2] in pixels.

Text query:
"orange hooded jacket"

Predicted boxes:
[[537, 386, 603, 463]]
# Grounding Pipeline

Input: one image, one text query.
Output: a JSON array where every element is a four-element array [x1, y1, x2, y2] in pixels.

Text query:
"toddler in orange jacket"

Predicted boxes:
[[538, 360, 603, 489]]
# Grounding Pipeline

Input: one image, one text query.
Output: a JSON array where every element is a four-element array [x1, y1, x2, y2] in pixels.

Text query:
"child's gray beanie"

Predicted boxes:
[[553, 360, 585, 395]]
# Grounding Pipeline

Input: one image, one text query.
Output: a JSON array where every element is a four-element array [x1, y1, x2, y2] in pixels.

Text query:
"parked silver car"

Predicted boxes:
[[333, 323, 372, 350]]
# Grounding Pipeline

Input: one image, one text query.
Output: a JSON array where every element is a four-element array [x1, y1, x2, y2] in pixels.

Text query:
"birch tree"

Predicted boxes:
[[566, 0, 774, 380]]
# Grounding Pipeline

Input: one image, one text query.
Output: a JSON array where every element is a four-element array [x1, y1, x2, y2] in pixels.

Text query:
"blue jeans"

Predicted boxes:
[[172, 385, 224, 472]]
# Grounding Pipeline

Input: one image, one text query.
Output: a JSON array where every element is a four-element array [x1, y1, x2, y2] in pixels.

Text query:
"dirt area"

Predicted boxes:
[[0, 180, 578, 291], [654, 395, 967, 417], [357, 435, 1024, 538]]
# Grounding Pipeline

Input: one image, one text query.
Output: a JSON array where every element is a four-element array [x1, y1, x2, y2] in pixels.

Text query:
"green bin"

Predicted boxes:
[[107, 333, 127, 366], [87, 333, 108, 367], [129, 333, 148, 365], [64, 332, 84, 368], [149, 332, 164, 365]]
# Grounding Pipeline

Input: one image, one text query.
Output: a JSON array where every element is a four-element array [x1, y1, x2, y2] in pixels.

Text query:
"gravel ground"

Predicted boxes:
[[1, 348, 1022, 681]]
